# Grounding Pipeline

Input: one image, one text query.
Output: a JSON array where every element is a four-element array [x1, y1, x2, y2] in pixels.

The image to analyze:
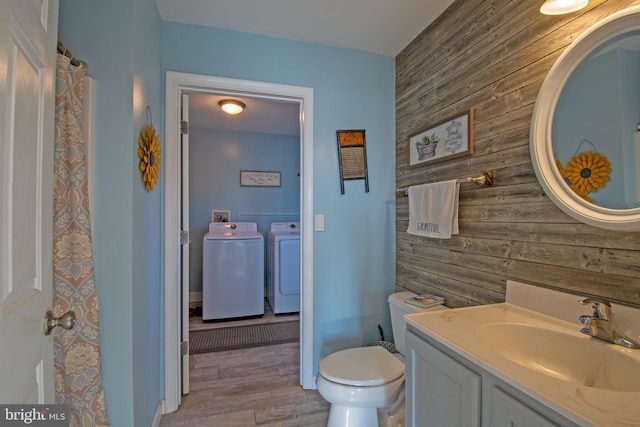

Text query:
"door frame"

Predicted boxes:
[[163, 71, 314, 413]]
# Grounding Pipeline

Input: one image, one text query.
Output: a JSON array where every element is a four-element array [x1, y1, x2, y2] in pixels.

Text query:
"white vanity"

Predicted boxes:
[[404, 281, 640, 427]]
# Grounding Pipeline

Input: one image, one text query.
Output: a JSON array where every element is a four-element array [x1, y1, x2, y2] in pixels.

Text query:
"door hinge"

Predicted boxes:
[[180, 230, 189, 245], [180, 120, 189, 134], [181, 341, 189, 356]]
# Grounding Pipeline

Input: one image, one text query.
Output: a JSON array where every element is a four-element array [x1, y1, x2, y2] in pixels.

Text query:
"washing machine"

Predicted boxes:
[[267, 222, 300, 314], [202, 222, 264, 321]]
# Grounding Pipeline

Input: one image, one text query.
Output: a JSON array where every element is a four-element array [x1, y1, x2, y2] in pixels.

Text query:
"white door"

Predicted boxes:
[[0, 0, 59, 403], [180, 93, 190, 395]]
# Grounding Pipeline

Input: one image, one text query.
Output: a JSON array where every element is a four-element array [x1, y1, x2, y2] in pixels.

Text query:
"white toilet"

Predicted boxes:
[[316, 291, 449, 427]]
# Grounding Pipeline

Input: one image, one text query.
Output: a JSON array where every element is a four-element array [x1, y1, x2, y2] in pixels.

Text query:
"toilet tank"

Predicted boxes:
[[388, 291, 449, 355]]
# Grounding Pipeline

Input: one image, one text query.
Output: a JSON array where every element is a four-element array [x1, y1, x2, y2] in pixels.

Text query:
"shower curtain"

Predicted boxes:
[[53, 53, 109, 426]]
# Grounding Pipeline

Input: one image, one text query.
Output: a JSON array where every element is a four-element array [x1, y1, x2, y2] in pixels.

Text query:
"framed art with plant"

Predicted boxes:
[[408, 108, 475, 168]]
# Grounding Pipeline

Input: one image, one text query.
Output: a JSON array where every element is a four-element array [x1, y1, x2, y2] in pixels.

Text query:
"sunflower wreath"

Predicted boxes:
[[138, 123, 161, 192], [556, 148, 611, 203]]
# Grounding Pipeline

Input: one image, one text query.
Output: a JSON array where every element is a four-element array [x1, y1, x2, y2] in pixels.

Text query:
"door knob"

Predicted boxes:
[[43, 310, 76, 336]]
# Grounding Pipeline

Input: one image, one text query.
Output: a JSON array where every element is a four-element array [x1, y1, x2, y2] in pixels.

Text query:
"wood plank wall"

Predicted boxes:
[[395, 0, 640, 308]]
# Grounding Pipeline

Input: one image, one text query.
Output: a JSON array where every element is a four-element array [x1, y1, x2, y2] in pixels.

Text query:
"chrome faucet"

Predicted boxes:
[[578, 297, 640, 349]]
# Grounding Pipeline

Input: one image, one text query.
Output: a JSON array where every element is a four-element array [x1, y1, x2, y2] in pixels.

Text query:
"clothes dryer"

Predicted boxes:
[[202, 222, 264, 321], [267, 222, 300, 314]]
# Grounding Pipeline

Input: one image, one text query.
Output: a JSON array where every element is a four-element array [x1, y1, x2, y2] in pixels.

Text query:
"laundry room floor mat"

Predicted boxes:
[[189, 320, 299, 354]]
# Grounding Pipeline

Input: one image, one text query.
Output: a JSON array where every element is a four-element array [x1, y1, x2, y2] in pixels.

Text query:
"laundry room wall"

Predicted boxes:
[[189, 127, 300, 297], [163, 22, 396, 371]]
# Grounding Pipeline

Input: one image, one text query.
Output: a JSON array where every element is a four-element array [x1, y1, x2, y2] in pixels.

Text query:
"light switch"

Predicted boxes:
[[314, 214, 325, 231]]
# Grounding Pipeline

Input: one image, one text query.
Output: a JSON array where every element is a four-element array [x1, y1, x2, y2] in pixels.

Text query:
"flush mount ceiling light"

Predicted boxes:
[[540, 0, 588, 15], [218, 99, 245, 115]]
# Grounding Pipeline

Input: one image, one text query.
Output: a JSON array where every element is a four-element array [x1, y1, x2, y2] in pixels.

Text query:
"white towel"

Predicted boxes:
[[407, 180, 459, 239]]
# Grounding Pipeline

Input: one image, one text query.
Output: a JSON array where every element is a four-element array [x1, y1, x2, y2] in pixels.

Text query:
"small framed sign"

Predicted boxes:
[[240, 170, 281, 187], [408, 108, 475, 168]]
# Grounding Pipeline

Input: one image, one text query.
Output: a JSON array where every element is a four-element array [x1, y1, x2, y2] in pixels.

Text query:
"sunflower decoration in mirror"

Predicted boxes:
[[556, 140, 611, 203], [137, 112, 161, 192]]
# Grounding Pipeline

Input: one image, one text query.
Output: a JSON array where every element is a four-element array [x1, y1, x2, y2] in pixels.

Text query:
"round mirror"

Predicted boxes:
[[531, 5, 640, 230]]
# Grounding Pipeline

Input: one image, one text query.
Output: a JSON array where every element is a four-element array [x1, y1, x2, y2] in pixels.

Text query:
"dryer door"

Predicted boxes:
[[279, 239, 301, 295]]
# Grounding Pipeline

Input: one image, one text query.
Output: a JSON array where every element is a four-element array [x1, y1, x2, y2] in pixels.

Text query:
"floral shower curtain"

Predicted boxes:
[[53, 53, 109, 427]]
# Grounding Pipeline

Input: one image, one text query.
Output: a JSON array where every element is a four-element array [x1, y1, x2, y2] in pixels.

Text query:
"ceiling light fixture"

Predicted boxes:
[[540, 0, 588, 15], [218, 99, 245, 115]]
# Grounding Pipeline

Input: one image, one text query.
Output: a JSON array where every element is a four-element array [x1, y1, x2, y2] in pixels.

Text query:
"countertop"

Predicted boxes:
[[405, 301, 640, 427]]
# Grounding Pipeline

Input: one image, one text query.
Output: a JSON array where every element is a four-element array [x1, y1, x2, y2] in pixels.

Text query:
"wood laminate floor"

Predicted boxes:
[[159, 303, 329, 426]]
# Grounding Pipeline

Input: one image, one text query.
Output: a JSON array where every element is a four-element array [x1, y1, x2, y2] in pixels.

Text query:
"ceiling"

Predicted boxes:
[[156, 0, 454, 57], [187, 92, 301, 136], [159, 0, 455, 135]]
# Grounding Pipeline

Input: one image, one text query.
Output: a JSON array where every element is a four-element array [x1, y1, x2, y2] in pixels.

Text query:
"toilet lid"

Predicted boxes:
[[318, 346, 405, 387]]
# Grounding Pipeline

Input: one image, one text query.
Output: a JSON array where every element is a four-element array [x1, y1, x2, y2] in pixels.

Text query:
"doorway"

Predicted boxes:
[[164, 72, 314, 413]]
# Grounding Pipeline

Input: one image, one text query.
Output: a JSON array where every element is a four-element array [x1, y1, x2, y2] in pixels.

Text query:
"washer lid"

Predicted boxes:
[[318, 346, 404, 387], [205, 222, 262, 240], [205, 231, 262, 240]]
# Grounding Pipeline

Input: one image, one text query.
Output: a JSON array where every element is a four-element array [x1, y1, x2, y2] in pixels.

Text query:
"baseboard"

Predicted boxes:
[[151, 400, 164, 427], [189, 292, 202, 308]]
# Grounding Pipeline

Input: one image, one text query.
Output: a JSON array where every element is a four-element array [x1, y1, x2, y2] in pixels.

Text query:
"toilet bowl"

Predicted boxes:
[[317, 346, 405, 426], [316, 291, 449, 427]]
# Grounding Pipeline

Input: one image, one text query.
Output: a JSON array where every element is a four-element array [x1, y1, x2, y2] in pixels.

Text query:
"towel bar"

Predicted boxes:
[[396, 170, 495, 197]]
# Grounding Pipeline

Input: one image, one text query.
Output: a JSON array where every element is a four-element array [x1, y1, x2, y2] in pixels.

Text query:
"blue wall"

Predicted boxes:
[[58, 3, 395, 423], [163, 23, 397, 368], [131, 0, 163, 426], [189, 128, 300, 294], [554, 47, 640, 208], [58, 0, 163, 426]]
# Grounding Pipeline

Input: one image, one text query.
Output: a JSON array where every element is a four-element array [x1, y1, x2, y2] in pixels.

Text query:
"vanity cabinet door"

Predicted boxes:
[[406, 331, 481, 427], [489, 387, 561, 427]]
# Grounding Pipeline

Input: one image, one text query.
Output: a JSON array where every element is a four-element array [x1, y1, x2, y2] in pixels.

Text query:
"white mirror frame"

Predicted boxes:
[[530, 5, 640, 230]]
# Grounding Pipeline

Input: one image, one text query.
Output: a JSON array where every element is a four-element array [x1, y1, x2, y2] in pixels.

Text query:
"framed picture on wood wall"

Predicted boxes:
[[408, 108, 475, 168]]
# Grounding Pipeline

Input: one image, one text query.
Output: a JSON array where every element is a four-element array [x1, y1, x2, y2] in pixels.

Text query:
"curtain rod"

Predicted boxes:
[[57, 41, 88, 72]]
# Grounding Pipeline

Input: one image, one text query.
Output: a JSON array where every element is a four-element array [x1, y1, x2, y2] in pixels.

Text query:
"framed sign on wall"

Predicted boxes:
[[408, 108, 475, 168], [336, 129, 369, 194], [240, 170, 281, 187]]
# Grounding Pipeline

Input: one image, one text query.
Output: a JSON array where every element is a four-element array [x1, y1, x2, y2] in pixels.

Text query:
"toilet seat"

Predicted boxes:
[[318, 346, 404, 387]]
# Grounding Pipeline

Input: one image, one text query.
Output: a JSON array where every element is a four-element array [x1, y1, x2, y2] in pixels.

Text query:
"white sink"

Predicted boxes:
[[475, 322, 640, 392], [404, 281, 640, 427]]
